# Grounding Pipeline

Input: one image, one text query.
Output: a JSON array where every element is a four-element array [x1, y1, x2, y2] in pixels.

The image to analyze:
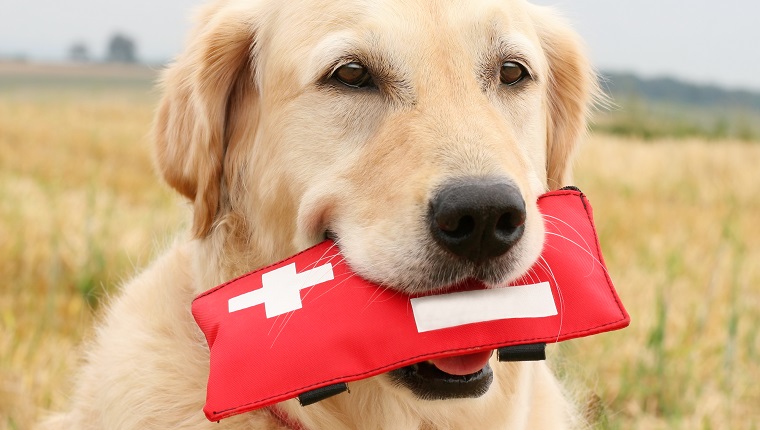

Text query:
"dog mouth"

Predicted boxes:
[[322, 231, 498, 398], [389, 351, 494, 400]]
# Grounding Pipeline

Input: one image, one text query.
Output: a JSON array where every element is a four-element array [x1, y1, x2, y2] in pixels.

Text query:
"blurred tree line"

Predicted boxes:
[[68, 33, 137, 64], [595, 72, 760, 142]]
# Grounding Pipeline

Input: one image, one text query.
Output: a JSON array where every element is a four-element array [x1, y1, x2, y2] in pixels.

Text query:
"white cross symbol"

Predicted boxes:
[[227, 263, 335, 318]]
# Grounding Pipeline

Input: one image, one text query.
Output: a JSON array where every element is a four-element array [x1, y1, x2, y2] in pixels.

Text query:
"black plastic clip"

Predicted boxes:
[[497, 343, 546, 362], [297, 383, 349, 406]]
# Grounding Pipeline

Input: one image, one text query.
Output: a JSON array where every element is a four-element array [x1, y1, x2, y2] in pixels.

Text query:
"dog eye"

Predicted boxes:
[[500, 61, 528, 86], [333, 62, 374, 88]]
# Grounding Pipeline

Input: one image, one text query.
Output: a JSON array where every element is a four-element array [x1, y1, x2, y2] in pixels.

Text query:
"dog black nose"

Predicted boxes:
[[429, 178, 526, 263]]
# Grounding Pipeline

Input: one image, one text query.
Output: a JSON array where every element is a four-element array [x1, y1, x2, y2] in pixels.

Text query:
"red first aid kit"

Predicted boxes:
[[192, 188, 629, 421]]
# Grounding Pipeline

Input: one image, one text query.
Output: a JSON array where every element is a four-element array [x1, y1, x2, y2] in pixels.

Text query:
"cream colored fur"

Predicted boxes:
[[40, 0, 597, 428]]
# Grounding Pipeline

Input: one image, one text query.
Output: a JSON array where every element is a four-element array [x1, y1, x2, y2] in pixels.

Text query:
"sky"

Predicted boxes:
[[2, 0, 758, 91]]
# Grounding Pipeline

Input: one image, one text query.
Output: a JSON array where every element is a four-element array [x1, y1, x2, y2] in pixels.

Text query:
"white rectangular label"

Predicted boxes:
[[410, 282, 557, 333]]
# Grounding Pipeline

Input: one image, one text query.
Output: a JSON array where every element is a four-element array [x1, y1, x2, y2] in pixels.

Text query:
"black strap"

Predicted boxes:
[[298, 383, 349, 406], [497, 343, 546, 362]]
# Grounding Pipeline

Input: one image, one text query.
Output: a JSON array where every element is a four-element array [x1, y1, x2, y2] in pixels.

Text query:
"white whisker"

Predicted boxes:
[[537, 255, 564, 343], [542, 213, 594, 260], [543, 231, 607, 278]]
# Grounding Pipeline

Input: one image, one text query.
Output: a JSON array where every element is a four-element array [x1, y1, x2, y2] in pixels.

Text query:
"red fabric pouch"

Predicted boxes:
[[192, 188, 630, 421]]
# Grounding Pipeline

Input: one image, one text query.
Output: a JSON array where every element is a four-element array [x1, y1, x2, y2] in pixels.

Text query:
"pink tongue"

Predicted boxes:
[[429, 351, 492, 376]]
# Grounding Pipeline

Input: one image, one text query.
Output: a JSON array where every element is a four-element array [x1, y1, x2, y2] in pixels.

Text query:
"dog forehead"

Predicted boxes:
[[255, 0, 542, 84], [268, 0, 536, 43]]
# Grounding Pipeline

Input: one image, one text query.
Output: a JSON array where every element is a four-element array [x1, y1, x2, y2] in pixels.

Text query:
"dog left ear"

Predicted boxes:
[[528, 6, 600, 190], [152, 4, 259, 238]]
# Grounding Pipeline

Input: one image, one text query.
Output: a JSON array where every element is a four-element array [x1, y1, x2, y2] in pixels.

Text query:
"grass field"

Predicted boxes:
[[1, 63, 759, 429]]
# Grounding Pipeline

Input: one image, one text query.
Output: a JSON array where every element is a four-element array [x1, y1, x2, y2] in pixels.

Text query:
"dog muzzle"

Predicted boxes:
[[192, 187, 630, 422]]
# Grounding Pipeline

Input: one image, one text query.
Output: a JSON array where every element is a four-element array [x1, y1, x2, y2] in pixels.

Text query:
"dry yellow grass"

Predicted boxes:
[[1, 64, 758, 429], [0, 64, 188, 429], [567, 136, 760, 429]]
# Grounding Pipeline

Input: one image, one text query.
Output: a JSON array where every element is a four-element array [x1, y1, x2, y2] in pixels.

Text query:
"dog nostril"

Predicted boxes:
[[438, 215, 475, 239], [496, 210, 525, 234]]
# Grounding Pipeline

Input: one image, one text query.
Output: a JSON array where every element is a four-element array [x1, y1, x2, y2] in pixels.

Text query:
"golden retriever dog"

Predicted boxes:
[[41, 0, 598, 428]]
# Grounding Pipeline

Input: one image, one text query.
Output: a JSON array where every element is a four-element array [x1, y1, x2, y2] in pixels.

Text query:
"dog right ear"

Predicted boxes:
[[527, 5, 600, 190], [152, 3, 258, 238]]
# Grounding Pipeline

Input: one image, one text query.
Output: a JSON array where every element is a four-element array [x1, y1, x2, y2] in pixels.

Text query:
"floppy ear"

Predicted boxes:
[[528, 6, 600, 190], [153, 4, 258, 237]]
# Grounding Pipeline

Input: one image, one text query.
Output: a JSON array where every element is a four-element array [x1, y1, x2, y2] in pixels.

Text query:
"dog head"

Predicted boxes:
[[153, 0, 597, 414]]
